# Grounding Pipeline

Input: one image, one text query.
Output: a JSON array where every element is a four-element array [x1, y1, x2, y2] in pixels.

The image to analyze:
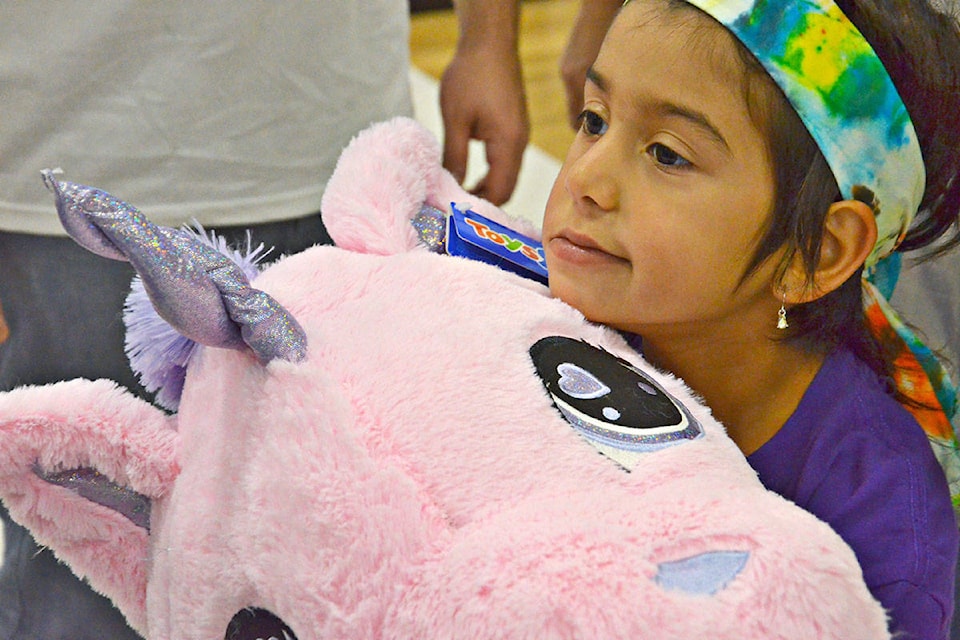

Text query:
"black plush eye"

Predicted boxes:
[[225, 608, 297, 640], [530, 337, 702, 466]]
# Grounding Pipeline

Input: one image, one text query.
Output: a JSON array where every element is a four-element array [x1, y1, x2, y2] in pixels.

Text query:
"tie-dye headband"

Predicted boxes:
[[680, 0, 925, 268]]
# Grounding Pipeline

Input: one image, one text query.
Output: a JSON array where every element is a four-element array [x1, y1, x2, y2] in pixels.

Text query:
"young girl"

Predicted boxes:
[[542, 0, 960, 637]]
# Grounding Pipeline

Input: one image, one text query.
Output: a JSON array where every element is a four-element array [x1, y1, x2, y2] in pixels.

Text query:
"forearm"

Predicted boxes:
[[452, 0, 521, 56], [561, 0, 623, 127], [575, 0, 623, 25], [441, 0, 528, 205]]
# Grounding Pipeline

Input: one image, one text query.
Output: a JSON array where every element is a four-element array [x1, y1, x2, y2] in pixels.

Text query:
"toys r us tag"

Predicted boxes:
[[445, 203, 548, 285]]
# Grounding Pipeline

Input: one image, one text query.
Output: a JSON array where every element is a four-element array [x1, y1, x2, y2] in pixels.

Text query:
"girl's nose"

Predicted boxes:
[[564, 140, 619, 214]]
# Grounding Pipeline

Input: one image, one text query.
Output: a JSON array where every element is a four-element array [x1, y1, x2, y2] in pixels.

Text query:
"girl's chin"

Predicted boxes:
[[548, 278, 609, 321]]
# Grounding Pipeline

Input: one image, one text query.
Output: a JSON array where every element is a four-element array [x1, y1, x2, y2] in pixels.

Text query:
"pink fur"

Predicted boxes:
[[0, 379, 177, 632], [0, 119, 889, 639], [321, 116, 541, 253]]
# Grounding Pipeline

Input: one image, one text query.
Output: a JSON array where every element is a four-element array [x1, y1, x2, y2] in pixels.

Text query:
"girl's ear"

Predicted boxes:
[[780, 199, 877, 304]]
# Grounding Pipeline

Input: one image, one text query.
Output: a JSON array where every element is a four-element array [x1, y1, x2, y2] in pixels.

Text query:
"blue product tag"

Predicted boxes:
[[445, 203, 548, 285]]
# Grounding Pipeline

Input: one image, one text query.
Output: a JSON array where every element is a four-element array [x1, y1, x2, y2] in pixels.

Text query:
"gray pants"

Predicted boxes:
[[0, 214, 330, 640]]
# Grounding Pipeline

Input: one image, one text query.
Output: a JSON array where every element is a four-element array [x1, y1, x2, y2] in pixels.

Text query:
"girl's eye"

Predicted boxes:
[[648, 143, 691, 169], [578, 110, 608, 136]]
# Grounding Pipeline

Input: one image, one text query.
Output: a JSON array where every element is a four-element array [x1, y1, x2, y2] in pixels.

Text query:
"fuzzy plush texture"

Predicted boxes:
[[0, 118, 890, 639]]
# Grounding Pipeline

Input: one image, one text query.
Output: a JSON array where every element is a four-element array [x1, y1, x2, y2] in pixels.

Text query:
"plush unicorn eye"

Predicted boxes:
[[529, 337, 703, 469], [555, 363, 612, 399]]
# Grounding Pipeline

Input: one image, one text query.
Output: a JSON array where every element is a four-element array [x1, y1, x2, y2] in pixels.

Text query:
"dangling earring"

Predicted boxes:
[[777, 293, 789, 330]]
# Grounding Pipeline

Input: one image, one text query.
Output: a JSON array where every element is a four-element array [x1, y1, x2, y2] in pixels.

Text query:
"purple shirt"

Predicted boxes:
[[748, 349, 958, 639]]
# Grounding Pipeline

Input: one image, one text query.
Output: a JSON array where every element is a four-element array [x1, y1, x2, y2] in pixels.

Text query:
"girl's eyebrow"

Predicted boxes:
[[659, 103, 730, 151], [585, 66, 608, 92], [586, 66, 730, 152]]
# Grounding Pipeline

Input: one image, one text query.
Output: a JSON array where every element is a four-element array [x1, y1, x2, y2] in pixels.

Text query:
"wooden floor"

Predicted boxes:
[[410, 0, 579, 161]]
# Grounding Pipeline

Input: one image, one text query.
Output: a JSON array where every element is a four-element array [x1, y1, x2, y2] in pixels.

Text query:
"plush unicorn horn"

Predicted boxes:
[[42, 170, 307, 368]]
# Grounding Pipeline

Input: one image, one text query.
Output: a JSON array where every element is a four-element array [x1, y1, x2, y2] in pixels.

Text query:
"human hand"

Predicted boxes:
[[439, 47, 528, 206]]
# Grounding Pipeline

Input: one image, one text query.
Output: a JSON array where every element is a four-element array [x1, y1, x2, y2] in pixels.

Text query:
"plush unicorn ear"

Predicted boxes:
[[0, 379, 179, 634], [320, 117, 540, 256], [320, 117, 448, 254]]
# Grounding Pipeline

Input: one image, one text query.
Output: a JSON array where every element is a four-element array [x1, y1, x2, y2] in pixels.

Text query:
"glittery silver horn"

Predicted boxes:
[[43, 170, 307, 364]]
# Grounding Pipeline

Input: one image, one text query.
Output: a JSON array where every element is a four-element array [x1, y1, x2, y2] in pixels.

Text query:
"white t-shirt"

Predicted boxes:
[[0, 0, 413, 234]]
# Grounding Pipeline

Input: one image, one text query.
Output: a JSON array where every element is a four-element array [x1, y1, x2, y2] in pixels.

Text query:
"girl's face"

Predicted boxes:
[[542, 0, 781, 342]]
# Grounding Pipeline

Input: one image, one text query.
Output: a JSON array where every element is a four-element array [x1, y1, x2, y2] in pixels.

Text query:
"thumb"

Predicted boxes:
[[474, 138, 523, 206]]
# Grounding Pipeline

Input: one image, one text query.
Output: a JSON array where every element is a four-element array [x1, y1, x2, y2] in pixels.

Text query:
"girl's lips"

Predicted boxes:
[[548, 230, 627, 266]]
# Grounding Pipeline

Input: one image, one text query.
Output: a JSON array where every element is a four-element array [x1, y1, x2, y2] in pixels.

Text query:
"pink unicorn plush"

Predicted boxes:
[[0, 118, 889, 639]]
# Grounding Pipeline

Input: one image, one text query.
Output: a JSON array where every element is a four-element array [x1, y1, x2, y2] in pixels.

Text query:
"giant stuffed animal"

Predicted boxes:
[[0, 118, 889, 639]]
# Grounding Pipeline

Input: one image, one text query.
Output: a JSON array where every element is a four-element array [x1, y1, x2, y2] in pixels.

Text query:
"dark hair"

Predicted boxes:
[[682, 0, 960, 384]]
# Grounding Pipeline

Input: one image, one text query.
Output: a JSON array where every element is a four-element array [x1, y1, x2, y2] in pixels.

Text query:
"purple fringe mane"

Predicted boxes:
[[123, 224, 271, 411]]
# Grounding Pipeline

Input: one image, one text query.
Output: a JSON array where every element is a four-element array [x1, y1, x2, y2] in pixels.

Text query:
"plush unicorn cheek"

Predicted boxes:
[[214, 549, 751, 640], [211, 549, 749, 640]]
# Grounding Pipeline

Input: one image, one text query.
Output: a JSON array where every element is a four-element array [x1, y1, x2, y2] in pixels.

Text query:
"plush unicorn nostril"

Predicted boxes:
[[225, 608, 298, 640]]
